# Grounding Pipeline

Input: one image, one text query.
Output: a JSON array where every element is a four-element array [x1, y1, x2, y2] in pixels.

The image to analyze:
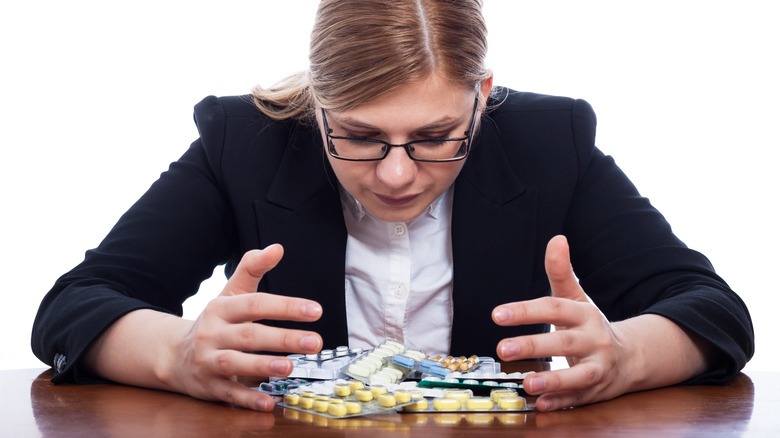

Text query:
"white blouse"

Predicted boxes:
[[340, 186, 454, 355]]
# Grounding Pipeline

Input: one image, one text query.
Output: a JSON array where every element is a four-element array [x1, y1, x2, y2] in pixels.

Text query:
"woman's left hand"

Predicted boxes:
[[492, 235, 638, 411]]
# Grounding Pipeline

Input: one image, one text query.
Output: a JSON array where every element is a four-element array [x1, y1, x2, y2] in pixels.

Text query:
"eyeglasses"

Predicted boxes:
[[321, 95, 479, 162]]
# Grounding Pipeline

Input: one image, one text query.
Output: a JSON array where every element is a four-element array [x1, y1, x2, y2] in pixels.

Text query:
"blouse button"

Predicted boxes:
[[393, 223, 407, 236]]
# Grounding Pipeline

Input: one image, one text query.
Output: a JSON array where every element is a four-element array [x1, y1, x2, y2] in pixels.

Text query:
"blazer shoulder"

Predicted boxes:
[[488, 88, 593, 125]]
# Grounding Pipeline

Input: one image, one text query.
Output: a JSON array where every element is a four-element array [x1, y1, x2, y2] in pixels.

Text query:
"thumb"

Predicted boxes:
[[220, 244, 284, 297], [545, 235, 587, 302]]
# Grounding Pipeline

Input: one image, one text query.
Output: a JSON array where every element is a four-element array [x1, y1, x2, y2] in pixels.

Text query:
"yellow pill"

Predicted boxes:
[[393, 390, 411, 403], [466, 397, 495, 410], [433, 397, 461, 411], [369, 385, 388, 396], [315, 395, 329, 401], [458, 362, 471, 372], [328, 402, 348, 417], [313, 400, 329, 412], [490, 389, 518, 403], [444, 389, 471, 401], [333, 384, 351, 397], [345, 402, 362, 414], [283, 393, 300, 406], [354, 389, 373, 402], [298, 396, 315, 409], [498, 396, 526, 410], [347, 380, 365, 391], [301, 391, 316, 398], [329, 398, 344, 404], [377, 393, 397, 407], [403, 399, 430, 411]]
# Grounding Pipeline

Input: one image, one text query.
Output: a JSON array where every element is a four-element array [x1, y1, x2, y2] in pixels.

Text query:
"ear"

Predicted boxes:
[[479, 74, 494, 109]]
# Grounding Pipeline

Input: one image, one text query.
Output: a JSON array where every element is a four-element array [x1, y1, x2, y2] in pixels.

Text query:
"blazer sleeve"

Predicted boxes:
[[31, 96, 242, 383], [562, 99, 754, 383]]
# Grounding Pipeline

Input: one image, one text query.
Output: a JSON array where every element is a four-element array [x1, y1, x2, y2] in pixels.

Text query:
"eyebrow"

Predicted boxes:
[[333, 115, 464, 132]]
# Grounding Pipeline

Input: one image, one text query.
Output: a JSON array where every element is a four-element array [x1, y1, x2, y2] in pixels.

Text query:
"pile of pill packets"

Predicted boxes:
[[255, 340, 534, 419]]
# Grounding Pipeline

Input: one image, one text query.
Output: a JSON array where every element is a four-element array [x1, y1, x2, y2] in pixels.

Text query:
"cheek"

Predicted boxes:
[[328, 158, 374, 190]]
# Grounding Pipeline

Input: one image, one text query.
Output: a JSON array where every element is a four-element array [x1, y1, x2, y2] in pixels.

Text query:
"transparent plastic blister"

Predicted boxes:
[[285, 346, 364, 379]]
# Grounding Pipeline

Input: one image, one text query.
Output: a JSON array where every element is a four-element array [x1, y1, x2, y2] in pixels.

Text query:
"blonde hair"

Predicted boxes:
[[252, 0, 491, 121]]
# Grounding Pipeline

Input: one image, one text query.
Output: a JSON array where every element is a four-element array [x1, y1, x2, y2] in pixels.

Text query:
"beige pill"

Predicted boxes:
[[284, 393, 300, 406], [433, 397, 461, 411], [354, 389, 373, 402], [393, 390, 411, 403], [345, 401, 362, 414], [347, 380, 365, 391], [377, 393, 397, 407], [328, 402, 348, 417], [403, 399, 430, 411], [348, 362, 371, 377], [333, 384, 351, 397], [466, 397, 495, 410], [313, 399, 329, 412], [298, 396, 315, 409], [498, 396, 526, 410]]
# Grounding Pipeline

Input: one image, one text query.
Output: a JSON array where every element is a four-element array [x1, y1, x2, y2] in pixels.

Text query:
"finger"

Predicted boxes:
[[496, 328, 590, 361], [206, 349, 302, 378], [522, 362, 606, 400], [545, 235, 588, 303], [217, 323, 323, 354], [211, 292, 323, 324], [221, 245, 284, 297], [493, 296, 593, 327], [210, 377, 278, 411]]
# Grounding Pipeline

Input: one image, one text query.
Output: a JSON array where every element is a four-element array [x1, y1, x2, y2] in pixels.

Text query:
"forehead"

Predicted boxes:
[[326, 76, 475, 130]]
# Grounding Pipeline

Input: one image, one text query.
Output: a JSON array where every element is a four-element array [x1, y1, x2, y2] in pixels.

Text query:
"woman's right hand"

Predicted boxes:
[[168, 244, 323, 411]]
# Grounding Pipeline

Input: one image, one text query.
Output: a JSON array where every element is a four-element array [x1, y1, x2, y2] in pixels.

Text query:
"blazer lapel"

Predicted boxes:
[[451, 118, 542, 354], [255, 127, 349, 346]]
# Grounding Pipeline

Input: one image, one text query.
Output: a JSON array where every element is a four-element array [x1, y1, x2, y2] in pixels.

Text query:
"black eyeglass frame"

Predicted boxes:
[[320, 95, 480, 162]]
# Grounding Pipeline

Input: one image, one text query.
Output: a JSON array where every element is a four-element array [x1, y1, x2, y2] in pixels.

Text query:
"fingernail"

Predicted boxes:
[[258, 397, 275, 411], [500, 342, 519, 358], [527, 376, 546, 393], [302, 303, 322, 318], [271, 358, 291, 375], [493, 307, 513, 323], [300, 335, 320, 351]]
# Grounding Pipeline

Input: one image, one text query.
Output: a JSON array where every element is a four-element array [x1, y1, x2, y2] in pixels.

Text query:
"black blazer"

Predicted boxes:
[[32, 88, 754, 384]]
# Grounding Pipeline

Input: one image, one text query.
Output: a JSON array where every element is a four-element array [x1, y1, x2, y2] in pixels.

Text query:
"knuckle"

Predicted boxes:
[[557, 330, 578, 356], [215, 351, 233, 373]]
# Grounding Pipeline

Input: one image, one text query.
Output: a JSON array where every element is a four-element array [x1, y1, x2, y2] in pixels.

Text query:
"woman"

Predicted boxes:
[[32, 0, 753, 412]]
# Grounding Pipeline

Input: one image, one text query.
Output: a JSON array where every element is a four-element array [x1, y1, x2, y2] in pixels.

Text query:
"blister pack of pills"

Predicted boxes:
[[416, 375, 528, 395], [344, 341, 424, 385], [254, 378, 310, 396], [388, 354, 501, 379], [277, 379, 418, 418], [400, 388, 531, 413], [285, 346, 364, 379]]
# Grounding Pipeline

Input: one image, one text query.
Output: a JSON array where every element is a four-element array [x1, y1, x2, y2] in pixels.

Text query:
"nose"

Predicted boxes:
[[376, 146, 417, 189]]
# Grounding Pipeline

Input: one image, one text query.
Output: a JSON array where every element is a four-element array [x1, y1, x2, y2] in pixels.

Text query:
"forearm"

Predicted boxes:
[[612, 313, 713, 393], [82, 309, 192, 393]]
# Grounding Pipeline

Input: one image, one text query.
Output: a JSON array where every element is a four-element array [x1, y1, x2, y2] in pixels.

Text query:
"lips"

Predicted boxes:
[[375, 193, 419, 206]]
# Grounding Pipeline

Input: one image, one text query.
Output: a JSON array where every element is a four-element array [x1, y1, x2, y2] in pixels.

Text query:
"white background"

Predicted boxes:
[[1, 1, 777, 372]]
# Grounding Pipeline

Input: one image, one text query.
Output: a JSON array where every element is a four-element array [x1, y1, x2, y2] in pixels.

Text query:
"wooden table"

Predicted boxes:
[[3, 362, 778, 437]]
